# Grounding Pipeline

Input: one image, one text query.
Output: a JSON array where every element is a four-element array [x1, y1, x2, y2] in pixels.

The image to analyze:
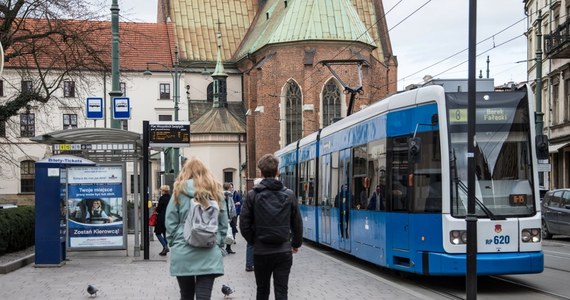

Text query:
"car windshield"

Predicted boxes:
[[447, 91, 536, 218]]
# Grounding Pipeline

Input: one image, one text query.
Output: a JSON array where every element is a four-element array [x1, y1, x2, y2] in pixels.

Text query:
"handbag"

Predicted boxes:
[[149, 211, 158, 227]]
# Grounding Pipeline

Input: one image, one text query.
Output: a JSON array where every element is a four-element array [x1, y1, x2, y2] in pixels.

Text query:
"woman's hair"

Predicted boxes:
[[173, 157, 222, 206], [160, 185, 170, 193]]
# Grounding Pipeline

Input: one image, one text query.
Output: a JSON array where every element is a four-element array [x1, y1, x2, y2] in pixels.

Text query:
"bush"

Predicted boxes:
[[0, 206, 35, 255]]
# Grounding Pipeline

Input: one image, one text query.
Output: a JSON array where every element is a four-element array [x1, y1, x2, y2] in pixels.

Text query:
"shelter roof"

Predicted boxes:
[[30, 128, 141, 145], [30, 128, 142, 162]]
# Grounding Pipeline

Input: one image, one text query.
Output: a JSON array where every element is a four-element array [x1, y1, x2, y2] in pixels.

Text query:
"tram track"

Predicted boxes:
[[307, 239, 570, 299], [490, 276, 570, 300]]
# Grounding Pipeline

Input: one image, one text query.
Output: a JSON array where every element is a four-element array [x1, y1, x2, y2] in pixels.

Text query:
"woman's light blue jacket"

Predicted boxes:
[[165, 179, 228, 277]]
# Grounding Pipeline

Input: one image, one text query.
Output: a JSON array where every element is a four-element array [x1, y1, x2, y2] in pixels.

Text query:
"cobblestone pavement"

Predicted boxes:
[[0, 233, 440, 299]]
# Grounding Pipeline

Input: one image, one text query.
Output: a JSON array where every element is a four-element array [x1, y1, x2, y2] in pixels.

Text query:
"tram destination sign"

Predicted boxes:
[[149, 121, 191, 148]]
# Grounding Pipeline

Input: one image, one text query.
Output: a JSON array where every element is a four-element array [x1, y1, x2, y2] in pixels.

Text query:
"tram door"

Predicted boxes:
[[338, 149, 352, 252], [388, 136, 411, 252], [320, 154, 332, 245]]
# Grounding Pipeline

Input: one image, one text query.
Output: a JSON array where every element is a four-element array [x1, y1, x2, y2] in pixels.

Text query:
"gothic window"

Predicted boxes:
[[322, 80, 342, 126], [207, 82, 213, 102], [285, 80, 302, 145]]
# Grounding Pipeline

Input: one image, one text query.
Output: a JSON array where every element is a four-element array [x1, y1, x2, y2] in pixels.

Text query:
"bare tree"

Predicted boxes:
[[0, 0, 110, 123]]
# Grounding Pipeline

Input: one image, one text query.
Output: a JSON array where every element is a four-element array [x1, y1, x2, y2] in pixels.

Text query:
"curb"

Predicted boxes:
[[0, 254, 34, 274]]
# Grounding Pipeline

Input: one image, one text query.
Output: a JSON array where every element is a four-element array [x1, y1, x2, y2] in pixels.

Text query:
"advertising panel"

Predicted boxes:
[[66, 165, 126, 250]]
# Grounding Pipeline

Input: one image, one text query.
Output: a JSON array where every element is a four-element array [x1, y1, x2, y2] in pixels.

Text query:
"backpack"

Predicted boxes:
[[183, 199, 219, 248], [225, 194, 237, 219], [253, 187, 292, 244]]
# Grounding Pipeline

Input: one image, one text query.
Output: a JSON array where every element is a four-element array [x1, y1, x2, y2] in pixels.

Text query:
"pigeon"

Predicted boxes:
[[221, 284, 234, 298], [87, 284, 98, 297]]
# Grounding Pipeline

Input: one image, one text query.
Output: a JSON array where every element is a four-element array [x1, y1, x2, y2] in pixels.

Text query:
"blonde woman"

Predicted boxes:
[[165, 157, 228, 300]]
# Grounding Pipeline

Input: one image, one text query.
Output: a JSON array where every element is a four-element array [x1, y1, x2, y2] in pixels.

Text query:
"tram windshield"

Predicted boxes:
[[446, 91, 536, 218]]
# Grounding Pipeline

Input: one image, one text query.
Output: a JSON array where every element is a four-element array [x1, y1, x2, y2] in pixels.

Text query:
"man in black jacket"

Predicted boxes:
[[240, 154, 303, 300]]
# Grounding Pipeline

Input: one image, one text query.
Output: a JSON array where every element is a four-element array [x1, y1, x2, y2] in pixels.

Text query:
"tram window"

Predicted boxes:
[[388, 136, 409, 211], [320, 154, 332, 206], [352, 145, 368, 209], [410, 130, 442, 213], [298, 162, 307, 204], [367, 139, 387, 211], [331, 151, 340, 208], [283, 165, 296, 197], [307, 159, 316, 205]]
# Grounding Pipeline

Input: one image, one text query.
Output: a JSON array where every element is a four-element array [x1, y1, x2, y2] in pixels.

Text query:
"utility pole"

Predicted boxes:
[[109, 0, 122, 129], [172, 46, 180, 175], [466, 0, 478, 298], [536, 11, 544, 186], [536, 11, 544, 135]]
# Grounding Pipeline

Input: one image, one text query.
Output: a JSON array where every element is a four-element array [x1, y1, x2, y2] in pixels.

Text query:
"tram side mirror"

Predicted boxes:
[[408, 137, 422, 163], [535, 134, 549, 160]]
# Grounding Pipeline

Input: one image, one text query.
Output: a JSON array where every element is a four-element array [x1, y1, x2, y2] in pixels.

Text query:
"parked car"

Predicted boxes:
[[542, 188, 570, 239]]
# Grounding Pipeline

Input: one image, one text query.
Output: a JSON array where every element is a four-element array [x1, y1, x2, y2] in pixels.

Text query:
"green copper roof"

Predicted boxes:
[[235, 0, 376, 60]]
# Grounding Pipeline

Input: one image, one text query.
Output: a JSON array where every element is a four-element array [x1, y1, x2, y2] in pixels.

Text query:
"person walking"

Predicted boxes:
[[223, 182, 237, 254], [155, 185, 171, 256], [230, 182, 242, 241], [244, 178, 263, 272], [165, 157, 228, 300], [240, 154, 303, 300]]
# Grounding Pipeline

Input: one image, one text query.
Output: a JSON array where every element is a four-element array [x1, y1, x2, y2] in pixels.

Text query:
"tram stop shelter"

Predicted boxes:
[[31, 127, 148, 258]]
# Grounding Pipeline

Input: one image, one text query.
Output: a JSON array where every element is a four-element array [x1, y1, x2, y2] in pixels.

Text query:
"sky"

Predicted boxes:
[[118, 0, 529, 90]]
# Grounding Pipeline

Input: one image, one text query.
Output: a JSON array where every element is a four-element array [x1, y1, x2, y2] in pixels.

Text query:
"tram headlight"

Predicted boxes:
[[450, 230, 467, 245], [521, 230, 531, 242], [521, 228, 541, 243]]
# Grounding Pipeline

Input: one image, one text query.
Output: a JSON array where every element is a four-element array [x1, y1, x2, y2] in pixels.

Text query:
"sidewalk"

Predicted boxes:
[[0, 232, 433, 299]]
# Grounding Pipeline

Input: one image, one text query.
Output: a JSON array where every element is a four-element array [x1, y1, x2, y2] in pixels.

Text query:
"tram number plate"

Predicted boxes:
[[509, 194, 527, 206], [486, 235, 511, 245]]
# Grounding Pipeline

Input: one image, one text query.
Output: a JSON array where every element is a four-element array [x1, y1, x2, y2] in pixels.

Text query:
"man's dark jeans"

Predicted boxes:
[[253, 252, 293, 300]]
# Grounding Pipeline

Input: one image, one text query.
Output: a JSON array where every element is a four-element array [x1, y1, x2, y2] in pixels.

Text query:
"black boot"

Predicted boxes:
[[226, 245, 236, 254], [159, 248, 167, 256]]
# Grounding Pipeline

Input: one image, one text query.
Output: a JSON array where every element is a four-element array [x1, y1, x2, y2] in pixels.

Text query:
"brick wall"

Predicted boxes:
[[239, 41, 397, 183]]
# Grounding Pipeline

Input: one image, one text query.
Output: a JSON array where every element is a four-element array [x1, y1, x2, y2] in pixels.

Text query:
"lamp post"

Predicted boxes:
[[109, 0, 122, 129]]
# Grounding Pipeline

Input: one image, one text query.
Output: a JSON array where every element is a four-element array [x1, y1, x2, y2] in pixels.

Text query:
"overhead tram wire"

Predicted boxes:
[[431, 33, 525, 80], [363, 14, 529, 93], [399, 16, 526, 83]]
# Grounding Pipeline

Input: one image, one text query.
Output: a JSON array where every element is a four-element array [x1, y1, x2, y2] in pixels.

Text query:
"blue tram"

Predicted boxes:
[[275, 81, 545, 275]]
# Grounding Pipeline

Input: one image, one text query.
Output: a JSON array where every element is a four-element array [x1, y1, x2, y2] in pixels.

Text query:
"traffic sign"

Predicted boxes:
[[112, 97, 131, 120], [86, 97, 104, 119], [149, 121, 190, 148]]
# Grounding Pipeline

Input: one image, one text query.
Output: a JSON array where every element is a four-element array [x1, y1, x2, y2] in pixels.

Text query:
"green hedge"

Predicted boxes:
[[0, 206, 35, 255]]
